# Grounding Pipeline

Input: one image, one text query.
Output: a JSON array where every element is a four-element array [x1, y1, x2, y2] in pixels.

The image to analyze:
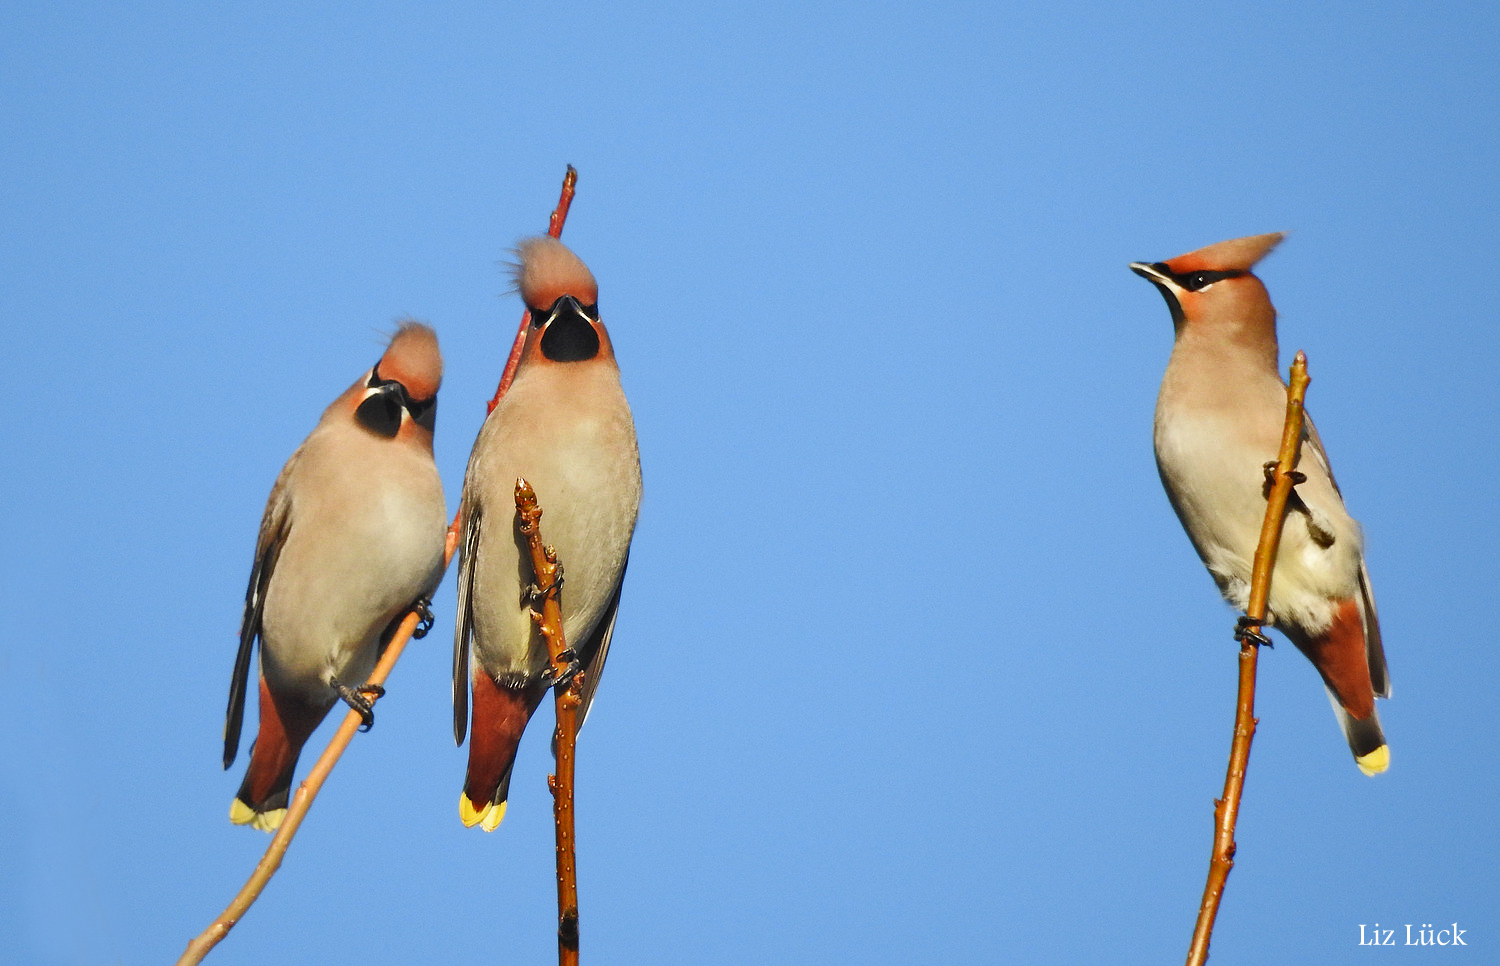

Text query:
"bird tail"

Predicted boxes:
[[459, 670, 545, 831], [230, 676, 326, 832], [1287, 597, 1389, 775], [1325, 688, 1389, 776]]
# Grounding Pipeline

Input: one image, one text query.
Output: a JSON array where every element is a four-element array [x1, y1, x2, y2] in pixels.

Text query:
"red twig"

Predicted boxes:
[[488, 166, 578, 414]]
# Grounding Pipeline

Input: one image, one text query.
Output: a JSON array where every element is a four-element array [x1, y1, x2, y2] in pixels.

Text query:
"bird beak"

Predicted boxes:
[[1129, 261, 1170, 285], [533, 294, 595, 329], [1130, 261, 1187, 327]]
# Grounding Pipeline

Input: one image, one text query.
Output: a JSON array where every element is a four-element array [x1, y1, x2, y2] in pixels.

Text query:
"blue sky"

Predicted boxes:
[[3, 2, 1497, 963]]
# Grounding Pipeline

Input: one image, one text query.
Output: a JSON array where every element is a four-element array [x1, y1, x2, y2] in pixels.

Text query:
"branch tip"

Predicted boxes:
[[493, 166, 582, 408]]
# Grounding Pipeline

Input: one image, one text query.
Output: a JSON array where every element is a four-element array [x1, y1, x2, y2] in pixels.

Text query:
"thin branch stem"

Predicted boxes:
[[515, 479, 583, 966], [1185, 351, 1311, 966], [489, 165, 579, 414], [547, 166, 578, 240], [177, 521, 459, 966]]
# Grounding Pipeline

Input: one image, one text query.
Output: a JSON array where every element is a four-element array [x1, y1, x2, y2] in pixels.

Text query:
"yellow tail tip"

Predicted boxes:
[[1356, 745, 1390, 776], [229, 799, 286, 832], [459, 794, 507, 831]]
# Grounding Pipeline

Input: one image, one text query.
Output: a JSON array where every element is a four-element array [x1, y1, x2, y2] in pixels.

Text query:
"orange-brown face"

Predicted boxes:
[[519, 294, 616, 368], [347, 322, 441, 441], [350, 365, 439, 441], [1130, 260, 1246, 326]]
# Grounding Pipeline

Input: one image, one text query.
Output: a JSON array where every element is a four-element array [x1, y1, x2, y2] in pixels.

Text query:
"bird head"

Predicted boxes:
[[511, 236, 614, 366], [354, 321, 442, 439], [1130, 232, 1284, 337]]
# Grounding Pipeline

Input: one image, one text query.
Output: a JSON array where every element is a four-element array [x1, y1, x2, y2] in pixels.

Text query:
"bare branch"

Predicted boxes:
[[1185, 351, 1311, 966], [178, 523, 456, 965], [515, 479, 583, 965]]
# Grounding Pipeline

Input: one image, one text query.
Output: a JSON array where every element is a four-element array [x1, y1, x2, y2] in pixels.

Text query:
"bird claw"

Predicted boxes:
[[332, 678, 385, 731], [546, 649, 582, 690], [411, 597, 435, 639], [523, 565, 566, 606], [1234, 616, 1273, 648], [1262, 460, 1308, 490]]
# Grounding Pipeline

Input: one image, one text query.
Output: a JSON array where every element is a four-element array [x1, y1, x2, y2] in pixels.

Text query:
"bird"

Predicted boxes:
[[1130, 232, 1390, 775], [223, 322, 449, 831], [453, 236, 641, 831]]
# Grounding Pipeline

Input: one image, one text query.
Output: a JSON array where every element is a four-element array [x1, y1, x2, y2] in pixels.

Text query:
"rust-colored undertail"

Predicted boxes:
[[1286, 598, 1389, 772], [231, 676, 327, 829], [460, 670, 546, 830]]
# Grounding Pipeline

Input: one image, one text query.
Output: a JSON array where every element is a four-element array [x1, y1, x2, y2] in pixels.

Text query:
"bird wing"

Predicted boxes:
[[1291, 414, 1345, 546], [224, 456, 296, 769], [452, 499, 482, 745], [1299, 414, 1343, 494], [576, 554, 628, 728], [1301, 413, 1388, 696], [1358, 559, 1389, 698]]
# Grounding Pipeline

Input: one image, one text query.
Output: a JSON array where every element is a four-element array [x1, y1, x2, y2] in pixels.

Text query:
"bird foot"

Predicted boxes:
[[411, 597, 435, 639], [522, 565, 566, 606], [332, 678, 386, 731], [545, 649, 583, 690], [1234, 616, 1273, 648], [1262, 460, 1308, 490]]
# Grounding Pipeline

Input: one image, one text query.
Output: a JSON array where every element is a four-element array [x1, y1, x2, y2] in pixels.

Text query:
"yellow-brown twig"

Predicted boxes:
[[177, 527, 457, 966], [514, 479, 583, 965], [489, 166, 579, 414], [1185, 351, 1311, 966]]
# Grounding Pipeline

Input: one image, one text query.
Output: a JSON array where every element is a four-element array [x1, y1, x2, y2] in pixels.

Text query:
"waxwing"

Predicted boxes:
[[224, 322, 449, 829], [1132, 234, 1389, 775], [453, 237, 642, 830]]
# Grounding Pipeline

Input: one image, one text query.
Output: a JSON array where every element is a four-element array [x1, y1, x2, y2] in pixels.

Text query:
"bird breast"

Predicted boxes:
[[259, 424, 448, 699], [465, 362, 642, 678], [1154, 398, 1363, 634]]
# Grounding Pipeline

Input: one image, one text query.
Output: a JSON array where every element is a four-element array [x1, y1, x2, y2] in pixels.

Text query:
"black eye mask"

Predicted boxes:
[[1146, 263, 1248, 291]]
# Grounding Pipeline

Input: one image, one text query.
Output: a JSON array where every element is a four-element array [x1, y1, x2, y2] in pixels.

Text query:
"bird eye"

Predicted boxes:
[[407, 394, 437, 433], [1178, 269, 1247, 291]]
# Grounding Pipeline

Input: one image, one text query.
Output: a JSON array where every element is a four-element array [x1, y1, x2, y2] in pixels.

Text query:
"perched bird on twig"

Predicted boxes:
[[224, 323, 449, 830], [1132, 233, 1390, 775], [453, 237, 642, 830]]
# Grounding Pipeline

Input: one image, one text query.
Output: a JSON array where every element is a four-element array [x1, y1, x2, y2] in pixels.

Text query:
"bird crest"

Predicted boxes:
[[511, 237, 599, 312], [1164, 232, 1285, 275]]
